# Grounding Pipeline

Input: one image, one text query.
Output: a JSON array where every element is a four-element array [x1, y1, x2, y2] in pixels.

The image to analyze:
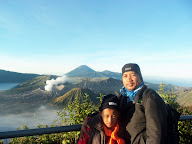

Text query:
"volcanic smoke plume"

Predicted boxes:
[[44, 75, 69, 91]]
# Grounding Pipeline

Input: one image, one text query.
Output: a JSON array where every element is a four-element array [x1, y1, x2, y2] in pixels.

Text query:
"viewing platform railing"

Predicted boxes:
[[0, 115, 192, 140]]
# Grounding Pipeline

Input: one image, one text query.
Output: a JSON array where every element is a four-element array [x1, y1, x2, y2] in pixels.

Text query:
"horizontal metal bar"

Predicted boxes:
[[0, 115, 192, 139], [178, 115, 192, 121], [0, 124, 82, 139]]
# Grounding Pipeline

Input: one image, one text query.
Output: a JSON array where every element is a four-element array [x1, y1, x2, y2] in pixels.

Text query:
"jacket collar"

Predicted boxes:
[[133, 85, 147, 103], [87, 114, 103, 131]]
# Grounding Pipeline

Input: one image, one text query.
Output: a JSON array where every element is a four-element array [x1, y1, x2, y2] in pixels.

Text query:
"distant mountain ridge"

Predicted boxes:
[[1, 65, 192, 107], [3, 74, 191, 105], [66, 65, 122, 79], [0, 69, 40, 83], [66, 65, 95, 76], [1, 65, 191, 88]]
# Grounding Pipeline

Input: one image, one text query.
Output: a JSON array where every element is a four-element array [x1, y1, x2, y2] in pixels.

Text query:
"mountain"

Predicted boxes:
[[0, 69, 40, 83], [144, 76, 192, 87], [144, 82, 192, 92], [66, 65, 96, 76], [0, 75, 59, 105], [52, 88, 100, 107], [176, 89, 192, 107], [1, 65, 192, 107], [66, 65, 192, 88], [1, 74, 192, 107], [6, 75, 57, 94], [66, 65, 121, 79], [75, 77, 123, 95], [43, 77, 123, 98], [102, 70, 122, 80], [53, 77, 192, 107]]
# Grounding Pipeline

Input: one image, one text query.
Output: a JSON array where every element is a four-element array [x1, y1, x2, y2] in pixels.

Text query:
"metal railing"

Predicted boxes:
[[0, 115, 192, 139]]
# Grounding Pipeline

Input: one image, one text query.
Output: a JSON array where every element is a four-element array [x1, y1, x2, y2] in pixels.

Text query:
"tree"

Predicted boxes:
[[158, 82, 179, 109]]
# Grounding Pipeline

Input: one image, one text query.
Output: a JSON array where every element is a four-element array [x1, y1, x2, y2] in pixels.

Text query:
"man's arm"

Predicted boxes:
[[78, 126, 90, 144], [80, 118, 90, 141], [80, 112, 99, 140]]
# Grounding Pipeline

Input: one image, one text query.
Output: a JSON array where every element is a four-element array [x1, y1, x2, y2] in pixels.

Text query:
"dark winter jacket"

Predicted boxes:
[[118, 85, 167, 144], [86, 114, 130, 144]]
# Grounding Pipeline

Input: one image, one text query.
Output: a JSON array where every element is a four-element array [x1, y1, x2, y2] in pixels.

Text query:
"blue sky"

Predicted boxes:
[[0, 0, 192, 83]]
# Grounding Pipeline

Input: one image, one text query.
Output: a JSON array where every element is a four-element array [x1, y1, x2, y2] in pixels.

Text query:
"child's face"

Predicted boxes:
[[100, 108, 119, 128]]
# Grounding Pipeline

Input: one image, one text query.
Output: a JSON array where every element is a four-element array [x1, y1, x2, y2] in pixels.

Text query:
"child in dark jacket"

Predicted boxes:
[[78, 94, 128, 144]]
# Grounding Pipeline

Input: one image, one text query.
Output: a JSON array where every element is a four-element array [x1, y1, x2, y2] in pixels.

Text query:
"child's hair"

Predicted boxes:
[[99, 94, 120, 112]]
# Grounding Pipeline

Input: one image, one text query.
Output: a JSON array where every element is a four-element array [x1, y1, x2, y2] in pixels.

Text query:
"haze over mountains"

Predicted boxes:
[[0, 65, 192, 108]]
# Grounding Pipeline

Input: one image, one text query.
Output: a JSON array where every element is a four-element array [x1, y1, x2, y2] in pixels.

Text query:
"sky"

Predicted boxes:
[[0, 0, 192, 85]]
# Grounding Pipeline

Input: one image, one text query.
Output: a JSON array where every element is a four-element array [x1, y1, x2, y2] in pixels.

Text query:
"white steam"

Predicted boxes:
[[45, 75, 69, 91]]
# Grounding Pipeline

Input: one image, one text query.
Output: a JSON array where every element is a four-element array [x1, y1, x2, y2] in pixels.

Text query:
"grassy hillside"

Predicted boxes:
[[52, 88, 100, 107], [176, 89, 192, 107]]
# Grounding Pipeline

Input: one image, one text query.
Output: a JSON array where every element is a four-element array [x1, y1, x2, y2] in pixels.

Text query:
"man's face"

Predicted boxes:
[[122, 71, 142, 91], [100, 108, 119, 128]]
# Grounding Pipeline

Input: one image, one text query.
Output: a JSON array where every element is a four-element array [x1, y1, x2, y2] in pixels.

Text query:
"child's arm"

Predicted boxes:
[[78, 127, 90, 144]]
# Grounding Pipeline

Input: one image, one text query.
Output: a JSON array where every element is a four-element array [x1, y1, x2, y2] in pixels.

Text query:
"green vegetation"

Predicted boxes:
[[158, 82, 179, 109], [177, 107, 192, 144], [158, 82, 192, 144]]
